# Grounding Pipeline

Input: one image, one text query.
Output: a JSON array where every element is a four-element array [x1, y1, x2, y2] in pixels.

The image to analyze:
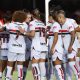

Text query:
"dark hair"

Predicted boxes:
[[3, 11, 12, 23], [12, 11, 27, 23], [32, 8, 41, 19], [52, 10, 65, 21], [49, 5, 62, 16]]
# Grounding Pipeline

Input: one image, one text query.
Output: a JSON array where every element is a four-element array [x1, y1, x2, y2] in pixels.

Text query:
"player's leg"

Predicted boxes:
[[0, 50, 8, 79], [17, 53, 25, 80], [39, 51, 47, 80], [52, 52, 64, 80], [31, 50, 41, 80], [48, 46, 54, 80], [62, 50, 72, 80], [68, 50, 79, 80], [23, 60, 30, 80], [6, 52, 16, 80], [23, 49, 31, 80], [0, 58, 7, 79]]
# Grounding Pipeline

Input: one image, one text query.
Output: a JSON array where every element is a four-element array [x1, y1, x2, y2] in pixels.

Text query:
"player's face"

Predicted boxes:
[[57, 13, 66, 25], [49, 16, 53, 21], [26, 14, 32, 23]]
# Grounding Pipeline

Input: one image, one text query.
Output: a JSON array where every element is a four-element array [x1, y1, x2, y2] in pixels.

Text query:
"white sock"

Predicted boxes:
[[17, 65, 23, 80], [63, 63, 72, 80], [76, 57, 80, 72], [6, 66, 12, 80], [39, 62, 46, 80], [32, 63, 40, 80], [0, 72, 2, 79], [55, 65, 64, 80], [69, 61, 78, 80], [23, 67, 27, 80]]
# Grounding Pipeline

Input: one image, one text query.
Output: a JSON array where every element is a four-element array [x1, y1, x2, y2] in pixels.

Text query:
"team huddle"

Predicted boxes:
[[0, 8, 80, 80]]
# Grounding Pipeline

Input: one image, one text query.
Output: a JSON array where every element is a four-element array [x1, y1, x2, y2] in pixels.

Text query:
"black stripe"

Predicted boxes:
[[48, 33, 70, 36]]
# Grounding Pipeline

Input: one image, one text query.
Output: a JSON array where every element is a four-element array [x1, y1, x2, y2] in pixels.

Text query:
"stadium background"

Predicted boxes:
[[0, 0, 80, 79]]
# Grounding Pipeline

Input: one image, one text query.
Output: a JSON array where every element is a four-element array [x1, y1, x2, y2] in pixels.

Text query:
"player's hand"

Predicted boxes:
[[50, 47, 55, 55], [18, 27, 25, 34], [68, 46, 72, 53]]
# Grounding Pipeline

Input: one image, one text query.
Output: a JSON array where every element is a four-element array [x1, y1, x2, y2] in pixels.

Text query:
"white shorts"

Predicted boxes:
[[52, 51, 63, 61], [0, 50, 8, 60], [8, 52, 25, 61], [62, 50, 68, 63], [25, 48, 31, 60], [67, 50, 76, 59], [62, 50, 77, 63], [31, 50, 47, 60]]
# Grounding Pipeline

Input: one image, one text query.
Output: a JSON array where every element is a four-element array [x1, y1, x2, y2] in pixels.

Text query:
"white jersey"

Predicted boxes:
[[61, 18, 77, 52], [49, 22, 63, 53], [47, 21, 54, 29], [7, 22, 28, 54], [29, 19, 47, 51], [0, 23, 9, 49], [68, 18, 78, 29], [68, 18, 79, 49]]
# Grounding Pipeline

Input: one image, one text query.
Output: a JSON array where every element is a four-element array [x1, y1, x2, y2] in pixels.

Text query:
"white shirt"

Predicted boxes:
[[29, 19, 47, 51], [0, 23, 10, 49], [68, 18, 78, 29], [61, 18, 77, 52], [7, 22, 28, 54], [49, 22, 63, 53]]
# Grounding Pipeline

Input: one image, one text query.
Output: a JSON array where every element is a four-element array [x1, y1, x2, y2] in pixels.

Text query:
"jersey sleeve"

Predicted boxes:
[[72, 20, 78, 28], [68, 22, 74, 32], [29, 21, 35, 31], [52, 23, 59, 33], [23, 23, 28, 31]]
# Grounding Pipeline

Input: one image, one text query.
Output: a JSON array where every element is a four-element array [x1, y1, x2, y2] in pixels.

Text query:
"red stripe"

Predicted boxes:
[[32, 67, 35, 75], [74, 65, 78, 73], [20, 68, 22, 80], [49, 30, 69, 33], [48, 30, 69, 35], [35, 67, 38, 74], [9, 29, 17, 32], [59, 30, 69, 32], [59, 68, 64, 79]]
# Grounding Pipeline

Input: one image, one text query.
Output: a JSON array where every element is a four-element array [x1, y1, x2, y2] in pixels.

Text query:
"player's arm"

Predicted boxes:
[[18, 27, 35, 38], [68, 30, 75, 53], [23, 30, 35, 38], [75, 26, 80, 32], [0, 27, 6, 32], [50, 32, 58, 54]]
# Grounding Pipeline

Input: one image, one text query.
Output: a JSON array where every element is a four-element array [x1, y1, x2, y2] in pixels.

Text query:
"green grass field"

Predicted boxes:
[[2, 70, 34, 80], [1, 61, 75, 80], [2, 70, 76, 80]]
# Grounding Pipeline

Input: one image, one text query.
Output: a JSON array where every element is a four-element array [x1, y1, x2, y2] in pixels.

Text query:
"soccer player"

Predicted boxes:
[[53, 10, 79, 80], [23, 12, 32, 80], [4, 11, 28, 80], [0, 12, 11, 79], [48, 12, 64, 80], [46, 14, 55, 80], [19, 9, 47, 80]]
